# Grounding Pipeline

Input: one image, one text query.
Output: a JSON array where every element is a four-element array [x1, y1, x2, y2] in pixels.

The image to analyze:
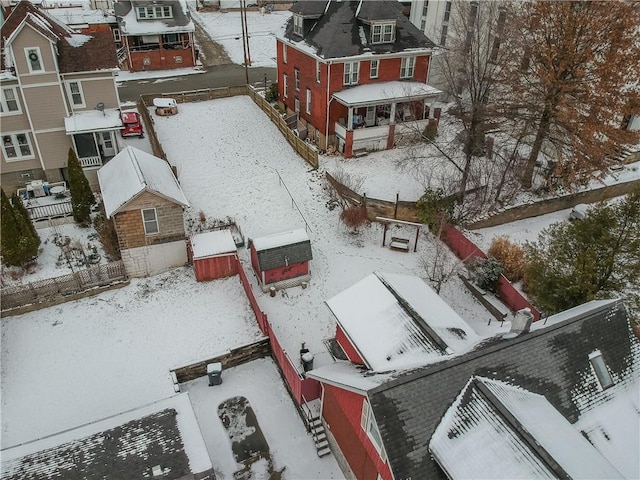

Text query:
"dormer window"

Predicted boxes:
[[25, 47, 43, 73], [293, 14, 304, 36], [589, 350, 614, 390], [137, 5, 172, 20], [371, 23, 395, 44]]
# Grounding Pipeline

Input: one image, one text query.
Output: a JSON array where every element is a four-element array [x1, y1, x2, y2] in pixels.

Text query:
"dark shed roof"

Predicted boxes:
[[368, 300, 639, 480], [283, 0, 436, 59], [257, 240, 312, 271]]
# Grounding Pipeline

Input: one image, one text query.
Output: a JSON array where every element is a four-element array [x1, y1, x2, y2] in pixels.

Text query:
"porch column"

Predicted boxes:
[[429, 98, 437, 119], [159, 34, 166, 69], [345, 130, 354, 158], [347, 107, 354, 131], [389, 103, 397, 125]]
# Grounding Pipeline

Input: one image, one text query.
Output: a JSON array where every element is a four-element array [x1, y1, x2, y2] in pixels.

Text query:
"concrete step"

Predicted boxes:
[[317, 446, 332, 458], [315, 439, 329, 450], [311, 426, 325, 437], [313, 431, 327, 443]]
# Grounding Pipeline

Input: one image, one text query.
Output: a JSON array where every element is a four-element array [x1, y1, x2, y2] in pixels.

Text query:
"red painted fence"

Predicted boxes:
[[237, 261, 321, 404], [440, 225, 541, 321]]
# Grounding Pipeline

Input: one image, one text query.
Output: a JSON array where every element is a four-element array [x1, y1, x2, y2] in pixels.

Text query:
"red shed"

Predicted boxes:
[[250, 229, 312, 291], [191, 230, 238, 282]]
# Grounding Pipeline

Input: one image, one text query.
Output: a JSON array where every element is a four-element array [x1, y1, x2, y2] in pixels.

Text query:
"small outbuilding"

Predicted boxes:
[[190, 229, 238, 282], [97, 146, 189, 278], [250, 228, 312, 291]]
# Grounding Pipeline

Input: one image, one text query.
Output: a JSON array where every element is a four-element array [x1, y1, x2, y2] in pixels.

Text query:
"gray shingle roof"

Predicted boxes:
[[284, 0, 436, 59], [257, 240, 312, 271], [1, 409, 193, 480], [368, 300, 639, 480]]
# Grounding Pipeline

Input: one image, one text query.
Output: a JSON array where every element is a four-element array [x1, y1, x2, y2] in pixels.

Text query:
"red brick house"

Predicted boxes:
[[309, 292, 638, 480], [276, 0, 441, 157], [114, 0, 196, 72], [250, 228, 312, 291]]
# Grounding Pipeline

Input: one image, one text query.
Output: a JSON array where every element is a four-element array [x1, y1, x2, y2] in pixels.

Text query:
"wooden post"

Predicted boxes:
[[382, 222, 388, 247], [414, 226, 420, 252], [394, 192, 399, 219]]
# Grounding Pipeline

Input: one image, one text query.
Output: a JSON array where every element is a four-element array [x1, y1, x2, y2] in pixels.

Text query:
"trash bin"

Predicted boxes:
[[207, 362, 222, 386], [300, 348, 314, 372]]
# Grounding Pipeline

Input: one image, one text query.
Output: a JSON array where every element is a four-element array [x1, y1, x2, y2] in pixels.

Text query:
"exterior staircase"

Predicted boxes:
[[309, 416, 331, 458]]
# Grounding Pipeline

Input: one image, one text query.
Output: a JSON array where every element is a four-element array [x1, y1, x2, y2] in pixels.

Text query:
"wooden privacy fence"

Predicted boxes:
[[237, 260, 322, 405], [1, 261, 127, 311], [247, 87, 319, 169]]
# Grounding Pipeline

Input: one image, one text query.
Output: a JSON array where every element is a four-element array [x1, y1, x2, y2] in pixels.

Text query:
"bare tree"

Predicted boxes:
[[421, 218, 464, 293], [509, 1, 640, 188]]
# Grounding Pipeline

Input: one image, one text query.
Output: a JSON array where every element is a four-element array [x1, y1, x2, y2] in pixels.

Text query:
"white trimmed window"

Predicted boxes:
[[137, 5, 172, 19], [306, 88, 311, 114], [113, 28, 121, 42], [589, 350, 614, 390], [361, 399, 385, 459], [295, 68, 300, 91], [283, 73, 288, 97], [400, 57, 415, 79], [66, 81, 85, 108], [25, 47, 43, 73], [282, 44, 287, 63], [371, 23, 395, 44], [344, 61, 359, 85], [142, 208, 159, 235], [0, 87, 21, 114], [2, 133, 34, 160], [370, 59, 379, 79], [293, 14, 303, 36], [294, 98, 300, 113], [316, 59, 321, 83]]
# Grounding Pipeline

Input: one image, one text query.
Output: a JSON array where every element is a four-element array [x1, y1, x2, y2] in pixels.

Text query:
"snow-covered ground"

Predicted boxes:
[[115, 67, 205, 85], [193, 8, 291, 67]]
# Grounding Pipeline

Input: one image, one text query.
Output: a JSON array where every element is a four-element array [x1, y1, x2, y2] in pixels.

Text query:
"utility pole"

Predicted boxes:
[[240, 0, 251, 84]]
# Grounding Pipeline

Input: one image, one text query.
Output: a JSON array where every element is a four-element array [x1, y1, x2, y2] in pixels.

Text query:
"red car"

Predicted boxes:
[[121, 111, 144, 138]]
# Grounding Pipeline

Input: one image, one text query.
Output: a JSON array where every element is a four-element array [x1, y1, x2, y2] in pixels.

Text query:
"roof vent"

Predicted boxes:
[[510, 308, 533, 335]]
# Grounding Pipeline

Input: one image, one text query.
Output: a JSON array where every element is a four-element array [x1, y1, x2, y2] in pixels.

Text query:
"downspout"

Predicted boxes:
[[324, 61, 332, 150]]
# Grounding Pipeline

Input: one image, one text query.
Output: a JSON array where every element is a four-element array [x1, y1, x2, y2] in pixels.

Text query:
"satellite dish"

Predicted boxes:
[[96, 102, 105, 116]]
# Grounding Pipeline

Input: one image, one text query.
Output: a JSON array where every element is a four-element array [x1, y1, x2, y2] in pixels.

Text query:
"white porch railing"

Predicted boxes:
[[80, 156, 102, 168]]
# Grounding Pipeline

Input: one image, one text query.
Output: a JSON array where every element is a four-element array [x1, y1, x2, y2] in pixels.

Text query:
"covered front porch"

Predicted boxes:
[[64, 109, 124, 168], [331, 81, 441, 157]]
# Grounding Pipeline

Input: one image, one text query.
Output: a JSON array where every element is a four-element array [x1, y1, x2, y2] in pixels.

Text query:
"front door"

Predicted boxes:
[[98, 131, 116, 158], [365, 106, 376, 127]]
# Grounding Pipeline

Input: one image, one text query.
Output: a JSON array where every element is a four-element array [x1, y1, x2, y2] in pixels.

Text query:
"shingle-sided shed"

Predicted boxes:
[[250, 229, 312, 290], [97, 146, 189, 278], [190, 229, 238, 281]]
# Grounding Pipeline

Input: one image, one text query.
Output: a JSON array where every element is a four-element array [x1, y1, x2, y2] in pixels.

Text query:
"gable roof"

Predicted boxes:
[[114, 0, 194, 36], [429, 377, 623, 479], [97, 146, 189, 218], [252, 229, 312, 270], [326, 272, 480, 372], [0, 393, 213, 480], [1, 1, 117, 73], [366, 299, 639, 480], [283, 0, 436, 59]]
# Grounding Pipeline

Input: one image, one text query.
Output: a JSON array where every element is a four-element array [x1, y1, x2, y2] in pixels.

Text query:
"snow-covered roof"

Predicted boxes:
[[191, 230, 236, 260], [252, 228, 309, 251], [307, 361, 394, 393], [327, 272, 480, 372], [64, 108, 122, 134], [45, 6, 116, 27], [0, 393, 212, 478], [97, 146, 189, 218], [530, 299, 619, 331], [333, 81, 442, 107], [429, 377, 624, 479], [116, 0, 194, 36]]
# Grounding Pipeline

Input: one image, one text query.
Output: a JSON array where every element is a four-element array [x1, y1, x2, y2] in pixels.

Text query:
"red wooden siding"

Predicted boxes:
[[322, 384, 393, 480], [335, 324, 366, 365], [263, 261, 309, 284], [250, 243, 261, 281], [193, 254, 238, 282]]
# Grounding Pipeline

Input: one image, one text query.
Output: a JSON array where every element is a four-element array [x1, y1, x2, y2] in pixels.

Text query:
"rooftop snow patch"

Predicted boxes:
[[191, 230, 237, 260], [97, 146, 189, 218], [429, 377, 624, 479], [326, 272, 480, 372], [333, 81, 442, 107], [64, 108, 122, 133], [252, 228, 309, 251]]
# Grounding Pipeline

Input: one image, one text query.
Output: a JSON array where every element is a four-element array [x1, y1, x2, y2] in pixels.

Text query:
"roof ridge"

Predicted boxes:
[[128, 146, 147, 189], [369, 299, 624, 395]]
